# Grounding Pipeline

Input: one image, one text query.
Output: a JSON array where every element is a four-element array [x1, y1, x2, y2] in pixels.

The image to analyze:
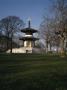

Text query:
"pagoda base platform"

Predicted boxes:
[[6, 47, 42, 53]]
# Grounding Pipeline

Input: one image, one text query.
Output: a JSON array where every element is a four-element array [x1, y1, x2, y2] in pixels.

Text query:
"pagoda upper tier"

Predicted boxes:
[[21, 28, 38, 33], [21, 20, 38, 34], [20, 20, 39, 41]]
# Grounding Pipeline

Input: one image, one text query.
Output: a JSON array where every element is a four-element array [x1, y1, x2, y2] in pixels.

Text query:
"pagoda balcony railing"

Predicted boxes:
[[25, 35, 33, 37]]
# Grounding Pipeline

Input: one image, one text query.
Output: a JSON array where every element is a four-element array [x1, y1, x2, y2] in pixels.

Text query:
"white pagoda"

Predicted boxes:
[[20, 20, 39, 53]]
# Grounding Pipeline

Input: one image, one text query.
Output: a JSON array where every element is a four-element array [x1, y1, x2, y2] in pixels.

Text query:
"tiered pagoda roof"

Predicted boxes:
[[20, 20, 39, 41], [21, 28, 38, 33]]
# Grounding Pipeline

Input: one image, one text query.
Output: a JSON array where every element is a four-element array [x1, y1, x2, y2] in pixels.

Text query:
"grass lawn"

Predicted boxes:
[[0, 54, 67, 90]]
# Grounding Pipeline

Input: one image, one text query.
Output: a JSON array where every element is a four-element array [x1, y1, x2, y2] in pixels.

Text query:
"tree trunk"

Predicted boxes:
[[60, 37, 65, 55], [10, 32, 13, 53], [6, 33, 9, 50], [50, 43, 51, 51], [10, 37, 12, 53], [46, 41, 48, 53]]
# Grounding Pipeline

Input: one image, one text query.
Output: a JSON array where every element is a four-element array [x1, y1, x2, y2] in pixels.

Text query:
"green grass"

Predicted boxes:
[[0, 54, 67, 90]]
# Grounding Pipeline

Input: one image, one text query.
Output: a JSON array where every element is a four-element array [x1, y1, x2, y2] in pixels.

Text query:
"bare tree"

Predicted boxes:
[[0, 16, 25, 53], [40, 0, 67, 54], [53, 0, 67, 54], [40, 16, 56, 53]]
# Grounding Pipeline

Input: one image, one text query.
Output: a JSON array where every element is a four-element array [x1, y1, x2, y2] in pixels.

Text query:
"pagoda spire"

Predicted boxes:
[[28, 17, 31, 28], [28, 20, 30, 28]]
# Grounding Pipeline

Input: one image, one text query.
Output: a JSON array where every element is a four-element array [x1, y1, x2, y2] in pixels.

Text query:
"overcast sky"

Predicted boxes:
[[0, 0, 51, 29]]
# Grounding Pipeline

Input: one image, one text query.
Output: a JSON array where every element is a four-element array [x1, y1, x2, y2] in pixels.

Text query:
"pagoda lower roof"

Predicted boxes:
[[21, 28, 38, 33], [20, 37, 39, 41]]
